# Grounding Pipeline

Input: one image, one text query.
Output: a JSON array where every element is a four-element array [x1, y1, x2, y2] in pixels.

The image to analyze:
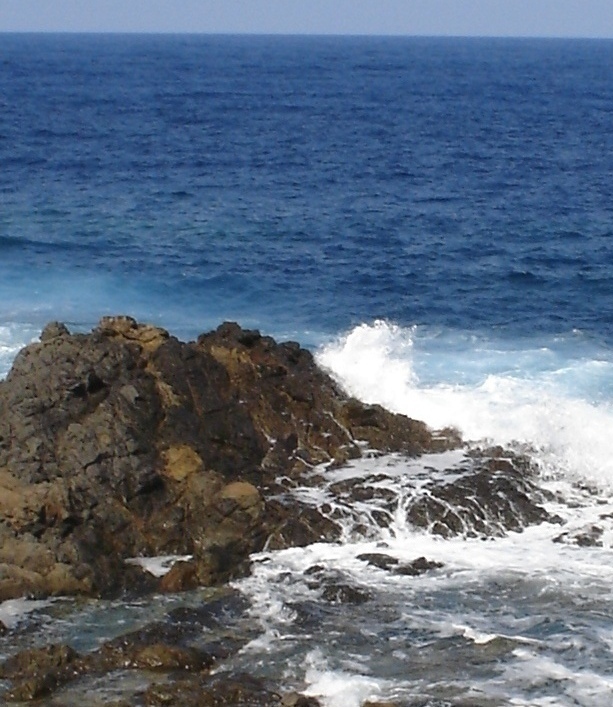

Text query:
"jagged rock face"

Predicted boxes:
[[0, 317, 451, 600]]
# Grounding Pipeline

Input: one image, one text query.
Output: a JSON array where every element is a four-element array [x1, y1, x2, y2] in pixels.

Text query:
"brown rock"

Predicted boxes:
[[39, 321, 70, 341], [0, 643, 79, 680], [141, 671, 281, 707], [0, 317, 461, 600], [282, 693, 322, 706], [217, 481, 262, 518], [43, 562, 93, 596], [0, 643, 80, 702], [88, 622, 215, 674], [126, 643, 209, 672], [0, 564, 44, 602], [158, 560, 199, 593], [161, 445, 204, 481]]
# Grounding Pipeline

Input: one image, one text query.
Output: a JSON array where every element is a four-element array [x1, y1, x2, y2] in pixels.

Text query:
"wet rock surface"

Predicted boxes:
[[404, 448, 555, 538], [0, 318, 564, 705], [306, 446, 558, 541], [357, 553, 444, 576], [0, 589, 322, 705]]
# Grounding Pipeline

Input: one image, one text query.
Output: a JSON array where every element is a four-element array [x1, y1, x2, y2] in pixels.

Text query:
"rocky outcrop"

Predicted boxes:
[[0, 317, 567, 706], [0, 317, 458, 600]]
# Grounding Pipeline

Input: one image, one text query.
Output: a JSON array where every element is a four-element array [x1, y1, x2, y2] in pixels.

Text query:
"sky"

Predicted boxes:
[[2, 0, 613, 38]]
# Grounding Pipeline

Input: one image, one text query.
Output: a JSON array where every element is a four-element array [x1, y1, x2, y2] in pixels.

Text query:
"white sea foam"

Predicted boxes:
[[302, 650, 386, 707], [0, 323, 39, 379], [317, 320, 613, 488], [503, 650, 613, 707], [124, 555, 193, 577], [233, 442, 613, 706], [0, 598, 51, 629]]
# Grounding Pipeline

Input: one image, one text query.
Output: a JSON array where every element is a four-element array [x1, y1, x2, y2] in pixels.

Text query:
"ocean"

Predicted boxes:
[[2, 34, 613, 705]]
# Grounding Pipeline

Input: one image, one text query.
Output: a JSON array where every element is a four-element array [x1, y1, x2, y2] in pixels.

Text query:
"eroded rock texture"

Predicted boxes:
[[0, 316, 457, 600]]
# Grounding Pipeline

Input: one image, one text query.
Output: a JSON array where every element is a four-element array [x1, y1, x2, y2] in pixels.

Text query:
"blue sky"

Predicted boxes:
[[2, 0, 613, 37]]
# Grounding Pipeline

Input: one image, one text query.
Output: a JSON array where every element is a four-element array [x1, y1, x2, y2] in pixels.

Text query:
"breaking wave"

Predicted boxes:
[[317, 320, 613, 487]]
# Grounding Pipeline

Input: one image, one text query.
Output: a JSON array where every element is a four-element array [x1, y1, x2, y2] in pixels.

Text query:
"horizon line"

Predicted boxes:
[[1, 30, 613, 40]]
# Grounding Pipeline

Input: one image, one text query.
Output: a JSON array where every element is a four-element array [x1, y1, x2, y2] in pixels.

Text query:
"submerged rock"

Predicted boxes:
[[141, 672, 290, 707], [0, 317, 456, 600], [356, 553, 400, 570], [553, 524, 605, 547], [356, 553, 444, 576], [321, 582, 373, 604], [0, 643, 79, 702], [395, 557, 444, 576], [0, 594, 318, 704]]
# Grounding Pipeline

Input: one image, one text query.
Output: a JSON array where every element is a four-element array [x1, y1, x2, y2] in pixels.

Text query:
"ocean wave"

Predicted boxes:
[[316, 320, 613, 488]]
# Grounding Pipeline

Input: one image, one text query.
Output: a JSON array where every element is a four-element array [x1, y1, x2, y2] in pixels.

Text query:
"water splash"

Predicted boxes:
[[317, 320, 613, 488]]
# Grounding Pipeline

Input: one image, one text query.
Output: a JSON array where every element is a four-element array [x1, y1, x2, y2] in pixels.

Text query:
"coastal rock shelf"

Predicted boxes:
[[0, 317, 569, 704], [0, 316, 458, 602]]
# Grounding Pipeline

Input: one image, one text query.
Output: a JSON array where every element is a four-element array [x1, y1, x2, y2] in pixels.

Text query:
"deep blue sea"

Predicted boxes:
[[3, 34, 613, 706]]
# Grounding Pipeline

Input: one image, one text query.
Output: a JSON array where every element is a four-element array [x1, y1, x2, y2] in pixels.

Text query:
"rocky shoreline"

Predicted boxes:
[[0, 317, 557, 705]]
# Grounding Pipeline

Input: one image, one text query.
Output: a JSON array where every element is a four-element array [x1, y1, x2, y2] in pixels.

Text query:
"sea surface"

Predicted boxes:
[[2, 34, 613, 706]]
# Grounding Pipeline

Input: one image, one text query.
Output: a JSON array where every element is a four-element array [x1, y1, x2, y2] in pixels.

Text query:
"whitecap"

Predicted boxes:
[[317, 320, 613, 489]]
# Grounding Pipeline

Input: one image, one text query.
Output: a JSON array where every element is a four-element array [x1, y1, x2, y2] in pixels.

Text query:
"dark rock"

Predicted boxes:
[[321, 582, 373, 604], [166, 590, 250, 630], [337, 399, 454, 456], [395, 557, 444, 576], [357, 553, 399, 570], [93, 640, 211, 673], [304, 564, 325, 576], [329, 477, 397, 505], [83, 617, 217, 675], [299, 447, 552, 544], [263, 498, 342, 550], [0, 643, 80, 702], [0, 597, 301, 705], [404, 448, 554, 538], [0, 316, 460, 600], [344, 552, 443, 578], [554, 524, 604, 547], [0, 615, 230, 702], [141, 671, 282, 706], [5, 672, 60, 702], [0, 643, 79, 680], [287, 599, 336, 629], [282, 693, 322, 707]]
